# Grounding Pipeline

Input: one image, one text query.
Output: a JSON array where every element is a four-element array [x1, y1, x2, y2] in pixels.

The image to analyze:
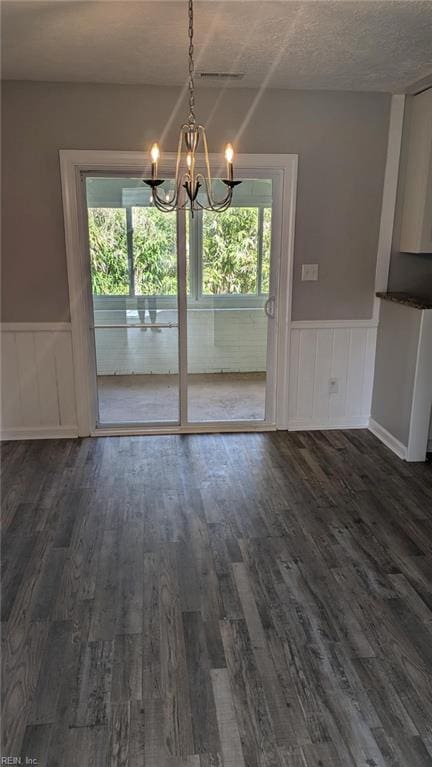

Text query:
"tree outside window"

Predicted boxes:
[[133, 208, 177, 296], [88, 208, 129, 295], [88, 205, 272, 299]]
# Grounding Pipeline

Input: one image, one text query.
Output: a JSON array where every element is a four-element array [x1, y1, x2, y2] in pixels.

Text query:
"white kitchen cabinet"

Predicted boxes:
[[400, 88, 432, 254]]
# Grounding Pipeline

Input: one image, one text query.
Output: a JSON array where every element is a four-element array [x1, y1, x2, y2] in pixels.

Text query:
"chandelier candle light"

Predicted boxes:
[[144, 0, 241, 214]]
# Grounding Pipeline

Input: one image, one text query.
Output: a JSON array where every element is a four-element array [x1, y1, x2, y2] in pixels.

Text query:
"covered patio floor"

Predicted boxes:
[[97, 371, 267, 424]]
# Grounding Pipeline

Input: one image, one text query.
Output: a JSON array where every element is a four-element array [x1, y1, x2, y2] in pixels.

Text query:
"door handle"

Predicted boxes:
[[264, 295, 276, 319]]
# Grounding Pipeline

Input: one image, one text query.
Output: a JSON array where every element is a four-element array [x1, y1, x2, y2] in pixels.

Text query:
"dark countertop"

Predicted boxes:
[[376, 291, 432, 310]]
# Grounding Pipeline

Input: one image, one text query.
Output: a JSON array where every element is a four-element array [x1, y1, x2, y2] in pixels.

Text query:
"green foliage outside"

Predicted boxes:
[[89, 207, 177, 296], [88, 205, 271, 297], [202, 207, 258, 294], [89, 208, 129, 295], [133, 208, 177, 295], [262, 207, 272, 294]]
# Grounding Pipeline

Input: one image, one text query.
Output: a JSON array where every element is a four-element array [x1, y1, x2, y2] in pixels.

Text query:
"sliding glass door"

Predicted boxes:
[[84, 172, 280, 429], [86, 177, 179, 425], [186, 178, 275, 423]]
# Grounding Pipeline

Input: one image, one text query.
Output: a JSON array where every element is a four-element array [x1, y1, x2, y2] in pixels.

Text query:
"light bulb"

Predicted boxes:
[[224, 143, 234, 163], [150, 143, 160, 163], [186, 152, 192, 169]]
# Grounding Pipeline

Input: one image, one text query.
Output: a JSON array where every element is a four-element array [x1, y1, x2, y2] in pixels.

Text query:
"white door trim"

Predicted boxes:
[[60, 150, 298, 436], [177, 209, 188, 427]]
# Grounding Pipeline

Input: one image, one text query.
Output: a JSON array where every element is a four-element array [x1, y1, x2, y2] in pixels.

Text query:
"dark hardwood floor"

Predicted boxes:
[[1, 430, 432, 766]]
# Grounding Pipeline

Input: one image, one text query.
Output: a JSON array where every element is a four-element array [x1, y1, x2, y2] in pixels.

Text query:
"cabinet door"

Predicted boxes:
[[400, 88, 432, 254]]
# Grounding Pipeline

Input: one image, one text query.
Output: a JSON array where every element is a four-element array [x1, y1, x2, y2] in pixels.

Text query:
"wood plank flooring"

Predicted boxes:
[[1, 430, 432, 766]]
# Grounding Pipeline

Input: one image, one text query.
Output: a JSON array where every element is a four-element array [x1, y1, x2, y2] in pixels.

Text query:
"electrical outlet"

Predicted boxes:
[[301, 263, 319, 281], [329, 378, 339, 394]]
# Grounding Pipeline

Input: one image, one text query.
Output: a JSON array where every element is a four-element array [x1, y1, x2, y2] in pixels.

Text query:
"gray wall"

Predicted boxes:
[[388, 93, 432, 297], [1, 81, 391, 322], [371, 299, 422, 445]]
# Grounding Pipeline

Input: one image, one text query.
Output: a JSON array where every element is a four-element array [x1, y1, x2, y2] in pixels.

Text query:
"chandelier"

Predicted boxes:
[[143, 0, 241, 214]]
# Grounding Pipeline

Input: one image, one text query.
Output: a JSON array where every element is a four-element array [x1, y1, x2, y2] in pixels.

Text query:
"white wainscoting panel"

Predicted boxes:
[[1, 324, 78, 439], [2, 320, 378, 439], [288, 321, 377, 430]]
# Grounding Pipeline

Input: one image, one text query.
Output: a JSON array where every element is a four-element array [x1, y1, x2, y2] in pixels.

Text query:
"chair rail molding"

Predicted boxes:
[[1, 322, 78, 440]]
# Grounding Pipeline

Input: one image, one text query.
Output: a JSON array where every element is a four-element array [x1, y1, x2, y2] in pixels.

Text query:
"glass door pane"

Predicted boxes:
[[85, 177, 179, 425], [186, 178, 274, 423]]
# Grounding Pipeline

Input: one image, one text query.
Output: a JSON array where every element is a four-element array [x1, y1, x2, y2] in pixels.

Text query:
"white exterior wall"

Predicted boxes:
[[94, 308, 268, 375]]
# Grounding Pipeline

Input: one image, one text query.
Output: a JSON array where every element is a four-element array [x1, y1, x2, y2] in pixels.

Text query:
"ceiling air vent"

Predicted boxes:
[[197, 72, 245, 81]]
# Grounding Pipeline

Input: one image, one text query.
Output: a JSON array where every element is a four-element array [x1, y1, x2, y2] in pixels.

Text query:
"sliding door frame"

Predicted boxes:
[[60, 150, 298, 436]]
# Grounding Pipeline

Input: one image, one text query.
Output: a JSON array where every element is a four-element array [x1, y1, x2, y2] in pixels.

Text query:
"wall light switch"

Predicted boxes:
[[301, 263, 319, 281]]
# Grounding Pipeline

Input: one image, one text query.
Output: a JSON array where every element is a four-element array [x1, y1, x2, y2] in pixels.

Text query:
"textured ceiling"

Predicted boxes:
[[2, 0, 432, 92]]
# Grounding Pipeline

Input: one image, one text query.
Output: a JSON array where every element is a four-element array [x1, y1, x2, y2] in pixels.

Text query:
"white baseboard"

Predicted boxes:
[[288, 417, 368, 431], [368, 418, 407, 460], [1, 425, 78, 441]]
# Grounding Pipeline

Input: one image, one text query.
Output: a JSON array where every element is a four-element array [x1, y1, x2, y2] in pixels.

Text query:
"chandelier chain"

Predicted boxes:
[[188, 0, 195, 124], [144, 0, 240, 212]]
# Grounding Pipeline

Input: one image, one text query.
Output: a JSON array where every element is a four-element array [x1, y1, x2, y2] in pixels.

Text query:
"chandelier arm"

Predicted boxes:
[[152, 171, 189, 211], [175, 125, 189, 190], [191, 189, 233, 213], [153, 175, 185, 211], [151, 182, 178, 211], [196, 198, 233, 213], [156, 125, 198, 209], [200, 127, 217, 203], [197, 130, 235, 208], [152, 198, 188, 213], [152, 187, 177, 210], [151, 195, 178, 213], [152, 194, 188, 213], [196, 171, 232, 209]]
